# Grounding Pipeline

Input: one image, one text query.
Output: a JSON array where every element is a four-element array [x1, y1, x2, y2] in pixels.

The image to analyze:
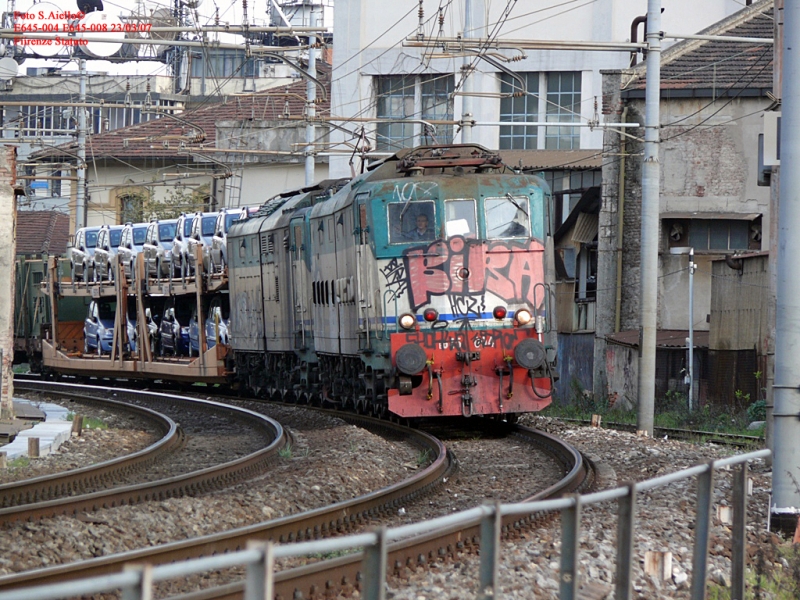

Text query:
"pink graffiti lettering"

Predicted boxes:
[[403, 236, 544, 309]]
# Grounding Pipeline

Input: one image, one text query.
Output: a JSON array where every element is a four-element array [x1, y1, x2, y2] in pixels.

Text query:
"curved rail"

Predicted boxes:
[[0, 409, 451, 592], [264, 423, 591, 600], [2, 383, 181, 509], [0, 381, 288, 526]]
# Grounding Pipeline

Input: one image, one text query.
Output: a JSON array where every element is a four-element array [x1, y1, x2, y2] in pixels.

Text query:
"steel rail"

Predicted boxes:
[[164, 423, 591, 600], [0, 407, 450, 592], [0, 381, 287, 526], [2, 383, 181, 509]]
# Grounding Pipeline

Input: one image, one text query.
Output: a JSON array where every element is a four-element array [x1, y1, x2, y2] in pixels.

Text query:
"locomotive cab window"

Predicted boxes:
[[388, 201, 435, 244], [444, 199, 477, 238], [485, 195, 531, 239]]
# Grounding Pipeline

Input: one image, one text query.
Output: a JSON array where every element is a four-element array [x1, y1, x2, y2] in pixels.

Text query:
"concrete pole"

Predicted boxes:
[[460, 0, 474, 143], [771, 0, 800, 533], [688, 247, 695, 412], [304, 4, 317, 187], [76, 59, 87, 229], [0, 145, 17, 421], [636, 0, 662, 436]]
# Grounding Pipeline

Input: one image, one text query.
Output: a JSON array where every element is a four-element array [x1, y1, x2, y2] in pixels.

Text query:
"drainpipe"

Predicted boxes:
[[614, 106, 629, 333]]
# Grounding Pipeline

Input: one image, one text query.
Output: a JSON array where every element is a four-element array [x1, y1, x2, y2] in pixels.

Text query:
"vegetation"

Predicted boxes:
[[415, 448, 431, 467], [118, 182, 210, 222], [7, 456, 30, 468], [706, 543, 800, 599], [542, 379, 765, 436], [65, 412, 108, 430], [278, 444, 310, 459]]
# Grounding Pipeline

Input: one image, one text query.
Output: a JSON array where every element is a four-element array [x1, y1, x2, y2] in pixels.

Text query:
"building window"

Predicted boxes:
[[19, 106, 72, 137], [375, 74, 454, 151], [420, 75, 454, 144], [498, 71, 582, 150], [499, 73, 539, 150], [687, 219, 752, 251], [546, 72, 581, 149], [50, 170, 61, 198], [191, 49, 256, 78]]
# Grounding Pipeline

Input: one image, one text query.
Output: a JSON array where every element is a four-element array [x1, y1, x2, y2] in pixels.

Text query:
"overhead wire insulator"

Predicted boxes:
[[438, 8, 445, 35], [416, 0, 424, 40], [242, 0, 251, 58]]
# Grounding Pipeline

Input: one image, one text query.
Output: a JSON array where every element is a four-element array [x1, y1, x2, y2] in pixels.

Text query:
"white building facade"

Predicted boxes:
[[329, 0, 744, 177]]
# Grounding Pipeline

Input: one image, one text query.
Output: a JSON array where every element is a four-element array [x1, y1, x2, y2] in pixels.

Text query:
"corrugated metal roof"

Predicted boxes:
[[606, 329, 710, 349], [571, 212, 598, 245], [500, 149, 602, 170]]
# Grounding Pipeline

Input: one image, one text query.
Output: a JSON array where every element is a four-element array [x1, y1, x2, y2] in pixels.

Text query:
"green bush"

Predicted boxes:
[[747, 399, 767, 422]]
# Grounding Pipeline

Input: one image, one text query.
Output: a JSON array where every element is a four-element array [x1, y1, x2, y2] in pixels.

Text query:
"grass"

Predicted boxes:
[[65, 412, 108, 430], [278, 444, 310, 459], [705, 543, 800, 599], [7, 456, 30, 468], [415, 448, 431, 467], [541, 386, 764, 437]]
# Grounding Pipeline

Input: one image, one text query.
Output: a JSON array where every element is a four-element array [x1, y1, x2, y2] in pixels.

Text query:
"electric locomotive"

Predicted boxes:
[[227, 145, 557, 418]]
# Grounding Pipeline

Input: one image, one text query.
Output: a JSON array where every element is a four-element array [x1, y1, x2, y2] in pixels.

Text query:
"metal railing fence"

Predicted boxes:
[[0, 448, 770, 600]]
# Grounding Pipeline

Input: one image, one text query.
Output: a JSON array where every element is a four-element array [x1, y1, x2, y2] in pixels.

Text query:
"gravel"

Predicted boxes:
[[386, 416, 779, 600], [1, 403, 784, 600], [0, 402, 421, 576]]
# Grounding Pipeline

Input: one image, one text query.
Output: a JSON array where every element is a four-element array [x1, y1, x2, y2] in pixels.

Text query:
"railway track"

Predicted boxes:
[[0, 379, 593, 599], [1, 381, 288, 525]]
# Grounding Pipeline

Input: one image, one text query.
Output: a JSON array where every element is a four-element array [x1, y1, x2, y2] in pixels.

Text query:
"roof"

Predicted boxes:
[[554, 186, 601, 243], [623, 0, 773, 97], [30, 63, 331, 163], [606, 329, 710, 349], [500, 149, 603, 171], [16, 210, 70, 255]]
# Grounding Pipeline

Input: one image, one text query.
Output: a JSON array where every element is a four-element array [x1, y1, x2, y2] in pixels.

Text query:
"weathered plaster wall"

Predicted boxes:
[[0, 145, 16, 418]]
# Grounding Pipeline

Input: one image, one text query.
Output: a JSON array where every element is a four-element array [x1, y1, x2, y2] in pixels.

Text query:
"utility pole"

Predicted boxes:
[[771, 0, 800, 534], [460, 0, 474, 144], [305, 3, 317, 187], [636, 0, 662, 436], [76, 58, 87, 230]]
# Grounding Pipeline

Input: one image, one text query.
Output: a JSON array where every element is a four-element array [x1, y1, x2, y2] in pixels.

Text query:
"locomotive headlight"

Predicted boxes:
[[398, 313, 417, 330], [515, 309, 533, 326]]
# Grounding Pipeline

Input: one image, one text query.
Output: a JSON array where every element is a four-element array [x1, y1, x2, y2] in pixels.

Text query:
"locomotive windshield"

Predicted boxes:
[[444, 199, 477, 238], [388, 201, 435, 243], [485, 195, 531, 238]]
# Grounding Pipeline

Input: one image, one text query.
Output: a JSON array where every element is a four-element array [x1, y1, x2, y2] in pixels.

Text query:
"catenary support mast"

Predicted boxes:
[[637, 0, 662, 436], [772, 0, 800, 532], [305, 3, 318, 187]]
